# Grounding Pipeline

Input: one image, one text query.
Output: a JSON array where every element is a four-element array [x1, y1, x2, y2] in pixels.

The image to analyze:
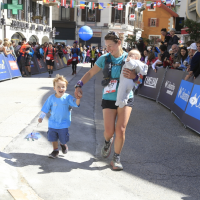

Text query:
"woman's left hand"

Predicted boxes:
[[123, 68, 136, 79]]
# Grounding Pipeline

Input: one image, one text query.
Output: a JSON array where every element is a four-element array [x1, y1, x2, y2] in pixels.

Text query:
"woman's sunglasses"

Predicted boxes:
[[169, 53, 174, 55]]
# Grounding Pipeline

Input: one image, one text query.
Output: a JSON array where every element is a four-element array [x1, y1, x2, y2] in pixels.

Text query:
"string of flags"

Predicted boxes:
[[45, 0, 174, 10]]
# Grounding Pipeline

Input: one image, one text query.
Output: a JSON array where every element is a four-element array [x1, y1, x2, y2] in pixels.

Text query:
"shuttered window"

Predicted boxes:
[[61, 7, 70, 20], [149, 18, 159, 27], [81, 3, 100, 22], [70, 8, 74, 21], [111, 4, 124, 23]]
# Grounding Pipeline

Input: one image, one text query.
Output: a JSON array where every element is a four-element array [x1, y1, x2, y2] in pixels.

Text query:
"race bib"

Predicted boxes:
[[73, 58, 76, 61], [104, 80, 118, 94], [46, 56, 50, 60], [92, 58, 94, 60]]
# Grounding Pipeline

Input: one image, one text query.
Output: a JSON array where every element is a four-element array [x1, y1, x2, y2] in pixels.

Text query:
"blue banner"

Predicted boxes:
[[185, 84, 200, 120], [3, 54, 21, 78], [174, 80, 193, 111], [0, 53, 11, 81]]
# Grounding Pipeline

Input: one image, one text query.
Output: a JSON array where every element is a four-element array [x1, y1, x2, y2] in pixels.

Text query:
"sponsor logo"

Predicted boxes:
[[185, 85, 200, 120], [174, 80, 193, 111], [9, 61, 18, 70], [144, 76, 158, 88], [165, 80, 175, 96], [178, 87, 190, 102], [0, 60, 5, 70]]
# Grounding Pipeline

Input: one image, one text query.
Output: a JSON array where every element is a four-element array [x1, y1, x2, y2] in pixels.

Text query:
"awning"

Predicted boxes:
[[181, 27, 189, 35]]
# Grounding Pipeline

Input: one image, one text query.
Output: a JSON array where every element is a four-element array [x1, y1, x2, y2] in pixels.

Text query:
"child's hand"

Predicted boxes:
[[38, 118, 43, 123]]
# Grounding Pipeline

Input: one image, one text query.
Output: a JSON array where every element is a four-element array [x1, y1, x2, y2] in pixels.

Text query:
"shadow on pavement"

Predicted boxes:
[[1, 153, 109, 174]]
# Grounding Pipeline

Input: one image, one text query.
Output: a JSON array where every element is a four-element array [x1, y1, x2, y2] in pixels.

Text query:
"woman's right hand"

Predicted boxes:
[[74, 87, 83, 99]]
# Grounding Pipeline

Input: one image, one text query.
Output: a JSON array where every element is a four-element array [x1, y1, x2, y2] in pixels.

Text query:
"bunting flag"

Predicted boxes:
[[65, 4, 69, 8], [157, 0, 162, 7], [162, 0, 166, 3], [70, 0, 75, 8], [166, 0, 171, 6], [154, 2, 156, 8], [137, 2, 142, 8], [98, 3, 104, 10], [88, 2, 95, 9], [80, 1, 85, 9], [118, 3, 123, 10], [146, 1, 151, 9], [61, 0, 66, 6], [129, 2, 132, 7], [43, 0, 49, 3], [107, 3, 111, 8]]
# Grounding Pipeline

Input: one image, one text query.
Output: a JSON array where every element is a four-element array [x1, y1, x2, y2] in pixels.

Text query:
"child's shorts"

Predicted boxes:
[[47, 128, 69, 144]]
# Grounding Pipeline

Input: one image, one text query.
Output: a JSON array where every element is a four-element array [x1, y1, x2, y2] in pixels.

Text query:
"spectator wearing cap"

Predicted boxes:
[[90, 46, 97, 68], [168, 28, 180, 51], [185, 42, 200, 80], [172, 44, 181, 68], [135, 37, 146, 54]]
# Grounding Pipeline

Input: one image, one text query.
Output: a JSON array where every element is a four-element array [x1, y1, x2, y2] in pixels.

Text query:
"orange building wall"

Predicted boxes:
[[142, 7, 175, 42]]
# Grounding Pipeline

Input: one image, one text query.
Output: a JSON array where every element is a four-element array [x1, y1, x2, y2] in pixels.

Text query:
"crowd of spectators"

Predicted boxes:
[[131, 28, 200, 80]]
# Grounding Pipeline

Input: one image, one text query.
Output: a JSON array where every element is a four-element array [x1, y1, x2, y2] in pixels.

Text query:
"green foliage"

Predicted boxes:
[[124, 35, 136, 46], [182, 18, 200, 41]]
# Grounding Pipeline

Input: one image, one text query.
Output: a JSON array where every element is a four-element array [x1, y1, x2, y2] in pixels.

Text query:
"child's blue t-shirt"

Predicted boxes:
[[95, 52, 134, 101], [41, 93, 79, 129]]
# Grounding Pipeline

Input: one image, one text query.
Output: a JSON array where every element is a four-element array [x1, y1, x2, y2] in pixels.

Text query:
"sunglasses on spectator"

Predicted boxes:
[[169, 53, 174, 55]]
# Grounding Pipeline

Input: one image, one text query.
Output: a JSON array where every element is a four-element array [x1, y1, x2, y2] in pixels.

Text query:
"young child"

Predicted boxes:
[[152, 53, 162, 72], [38, 74, 81, 158], [115, 50, 148, 108]]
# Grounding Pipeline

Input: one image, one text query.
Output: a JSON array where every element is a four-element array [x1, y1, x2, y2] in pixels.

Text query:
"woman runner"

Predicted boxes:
[[74, 32, 142, 170]]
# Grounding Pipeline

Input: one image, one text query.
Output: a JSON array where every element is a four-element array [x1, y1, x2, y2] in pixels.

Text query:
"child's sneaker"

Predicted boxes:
[[49, 150, 59, 158], [60, 144, 68, 154]]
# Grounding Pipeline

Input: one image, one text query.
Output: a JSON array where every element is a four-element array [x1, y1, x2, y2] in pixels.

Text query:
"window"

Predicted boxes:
[[149, 35, 161, 45], [87, 8, 95, 22], [128, 7, 134, 26], [61, 7, 70, 20], [148, 18, 159, 27], [148, 3, 156, 11], [150, 18, 156, 27], [81, 3, 100, 22], [111, 4, 125, 24]]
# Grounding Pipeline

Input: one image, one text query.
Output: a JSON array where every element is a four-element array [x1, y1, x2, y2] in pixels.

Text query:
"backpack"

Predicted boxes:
[[36, 47, 42, 59], [46, 47, 55, 56], [15, 47, 21, 57], [72, 48, 79, 55]]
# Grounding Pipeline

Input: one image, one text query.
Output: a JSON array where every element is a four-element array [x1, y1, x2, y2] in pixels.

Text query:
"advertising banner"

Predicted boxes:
[[54, 54, 64, 70], [157, 69, 185, 110], [172, 79, 194, 120], [4, 54, 21, 78], [62, 55, 68, 67], [181, 77, 200, 133], [0, 53, 11, 81], [138, 68, 167, 100], [35, 56, 48, 73], [31, 55, 40, 75]]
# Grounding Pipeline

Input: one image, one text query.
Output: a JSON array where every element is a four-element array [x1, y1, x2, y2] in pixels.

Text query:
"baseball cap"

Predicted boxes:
[[187, 43, 197, 50]]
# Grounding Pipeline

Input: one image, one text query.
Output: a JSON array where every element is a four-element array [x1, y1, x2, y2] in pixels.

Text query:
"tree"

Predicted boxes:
[[182, 18, 200, 41], [124, 35, 136, 47]]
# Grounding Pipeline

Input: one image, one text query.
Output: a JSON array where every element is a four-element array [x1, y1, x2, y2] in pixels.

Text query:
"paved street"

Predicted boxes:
[[1, 64, 200, 200]]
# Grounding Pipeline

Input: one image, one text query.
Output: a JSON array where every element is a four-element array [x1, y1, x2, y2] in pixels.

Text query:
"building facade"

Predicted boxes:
[[186, 0, 200, 22], [0, 0, 56, 44], [52, 0, 144, 48], [142, 3, 178, 46]]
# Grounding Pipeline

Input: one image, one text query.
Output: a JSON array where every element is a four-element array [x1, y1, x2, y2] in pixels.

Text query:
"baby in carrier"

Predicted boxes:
[[115, 50, 148, 108]]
